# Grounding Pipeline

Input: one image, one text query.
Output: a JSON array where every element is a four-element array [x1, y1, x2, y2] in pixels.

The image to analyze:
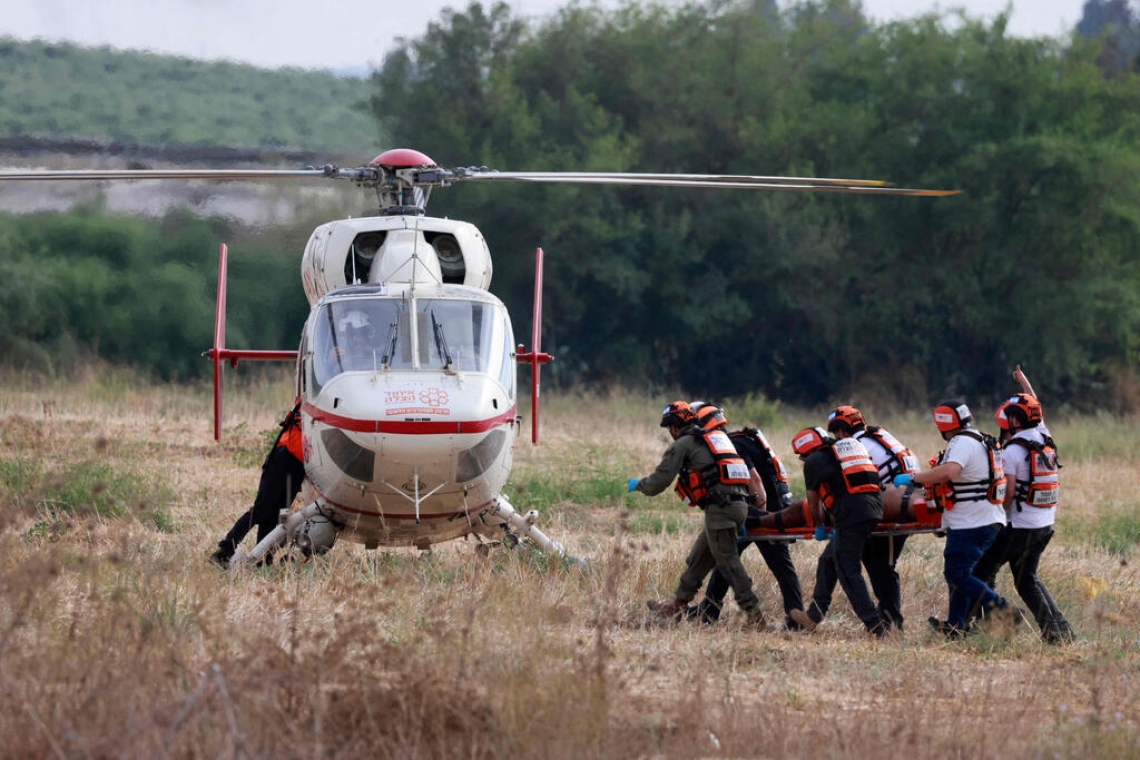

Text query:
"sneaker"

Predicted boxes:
[[788, 608, 818, 633], [209, 548, 232, 568]]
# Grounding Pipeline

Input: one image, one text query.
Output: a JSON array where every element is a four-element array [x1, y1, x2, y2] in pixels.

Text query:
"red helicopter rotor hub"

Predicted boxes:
[[369, 149, 436, 168]]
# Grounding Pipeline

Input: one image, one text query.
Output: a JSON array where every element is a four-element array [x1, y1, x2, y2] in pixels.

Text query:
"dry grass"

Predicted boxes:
[[1, 370, 1137, 759]]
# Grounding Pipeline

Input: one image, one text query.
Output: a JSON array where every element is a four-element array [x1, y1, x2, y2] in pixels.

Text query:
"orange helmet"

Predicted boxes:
[[826, 405, 866, 434], [693, 402, 728, 432], [660, 400, 697, 428], [933, 400, 972, 434], [792, 426, 832, 457], [995, 393, 1042, 432]]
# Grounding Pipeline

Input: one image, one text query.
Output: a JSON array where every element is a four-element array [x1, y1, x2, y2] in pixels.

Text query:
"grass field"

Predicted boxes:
[[1, 369, 1137, 758]]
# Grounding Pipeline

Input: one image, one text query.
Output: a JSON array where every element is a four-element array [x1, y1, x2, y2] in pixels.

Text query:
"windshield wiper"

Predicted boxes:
[[430, 309, 455, 372], [380, 312, 400, 369]]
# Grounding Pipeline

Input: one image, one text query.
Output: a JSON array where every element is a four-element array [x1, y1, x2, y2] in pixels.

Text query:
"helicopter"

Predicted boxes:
[[0, 149, 958, 564]]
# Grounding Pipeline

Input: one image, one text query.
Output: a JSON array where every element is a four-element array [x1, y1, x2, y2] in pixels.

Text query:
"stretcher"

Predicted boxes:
[[742, 485, 944, 543]]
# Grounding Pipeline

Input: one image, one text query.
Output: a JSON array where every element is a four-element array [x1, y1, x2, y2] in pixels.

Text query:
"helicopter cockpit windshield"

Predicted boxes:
[[311, 295, 513, 390]]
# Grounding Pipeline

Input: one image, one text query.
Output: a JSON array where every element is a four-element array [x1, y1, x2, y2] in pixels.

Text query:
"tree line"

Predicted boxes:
[[2, 0, 1139, 412], [371, 0, 1140, 409], [0, 209, 309, 379]]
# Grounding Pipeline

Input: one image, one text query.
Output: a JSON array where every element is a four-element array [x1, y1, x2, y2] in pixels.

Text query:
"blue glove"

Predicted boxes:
[[893, 473, 913, 487], [627, 478, 639, 493], [813, 526, 829, 542]]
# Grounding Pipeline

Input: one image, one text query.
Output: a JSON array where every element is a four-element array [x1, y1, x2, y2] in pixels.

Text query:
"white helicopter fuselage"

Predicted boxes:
[[297, 283, 520, 550]]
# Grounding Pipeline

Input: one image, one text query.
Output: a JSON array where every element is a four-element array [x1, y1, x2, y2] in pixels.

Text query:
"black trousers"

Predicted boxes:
[[217, 445, 306, 558], [973, 524, 1072, 640], [702, 540, 804, 623], [807, 528, 912, 628], [806, 533, 908, 629]]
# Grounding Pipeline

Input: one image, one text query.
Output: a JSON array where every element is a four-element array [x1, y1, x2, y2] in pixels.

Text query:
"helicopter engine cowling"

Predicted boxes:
[[301, 216, 492, 306]]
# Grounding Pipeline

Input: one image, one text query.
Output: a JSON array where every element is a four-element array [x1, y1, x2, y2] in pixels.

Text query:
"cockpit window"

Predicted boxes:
[[420, 299, 494, 372], [310, 296, 514, 388], [312, 299, 398, 389]]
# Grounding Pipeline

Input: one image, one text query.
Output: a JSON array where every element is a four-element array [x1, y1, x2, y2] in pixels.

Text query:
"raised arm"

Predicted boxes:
[[1013, 364, 1037, 399]]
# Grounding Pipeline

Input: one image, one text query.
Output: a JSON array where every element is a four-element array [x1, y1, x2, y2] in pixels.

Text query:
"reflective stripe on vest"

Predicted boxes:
[[1006, 437, 1060, 510], [818, 438, 880, 510], [945, 430, 1006, 506], [856, 426, 919, 485], [674, 430, 749, 506]]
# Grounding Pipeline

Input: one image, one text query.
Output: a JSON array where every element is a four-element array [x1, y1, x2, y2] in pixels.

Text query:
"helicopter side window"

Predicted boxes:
[[498, 326, 516, 400]]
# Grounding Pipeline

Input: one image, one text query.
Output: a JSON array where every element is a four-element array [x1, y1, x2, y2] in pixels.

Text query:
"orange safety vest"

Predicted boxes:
[[856, 426, 919, 484], [817, 438, 880, 511], [674, 429, 751, 507], [277, 403, 304, 461], [1006, 436, 1060, 510], [929, 430, 1006, 509]]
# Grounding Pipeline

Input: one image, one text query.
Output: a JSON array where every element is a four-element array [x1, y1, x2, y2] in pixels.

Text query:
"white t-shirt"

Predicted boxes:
[[1002, 424, 1056, 530], [940, 431, 1007, 530]]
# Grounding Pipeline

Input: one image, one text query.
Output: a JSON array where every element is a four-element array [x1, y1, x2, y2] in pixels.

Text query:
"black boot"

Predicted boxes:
[[928, 617, 965, 640], [687, 598, 721, 624], [209, 543, 233, 567]]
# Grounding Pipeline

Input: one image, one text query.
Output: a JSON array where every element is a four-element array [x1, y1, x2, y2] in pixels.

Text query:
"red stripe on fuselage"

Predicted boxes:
[[303, 402, 517, 435]]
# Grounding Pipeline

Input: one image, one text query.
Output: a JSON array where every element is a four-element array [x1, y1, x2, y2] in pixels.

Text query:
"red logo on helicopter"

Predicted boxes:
[[419, 388, 450, 406]]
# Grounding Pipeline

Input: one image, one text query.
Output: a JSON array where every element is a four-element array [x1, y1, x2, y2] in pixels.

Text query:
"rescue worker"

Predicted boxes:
[[629, 401, 766, 626], [790, 406, 919, 633], [787, 426, 888, 637], [893, 401, 1013, 637], [972, 368, 1074, 643], [210, 402, 305, 566], [325, 310, 377, 374], [686, 409, 804, 629]]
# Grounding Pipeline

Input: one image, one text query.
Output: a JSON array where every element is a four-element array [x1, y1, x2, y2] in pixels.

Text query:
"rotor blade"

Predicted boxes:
[[0, 168, 327, 181], [463, 170, 891, 187], [458, 172, 959, 196]]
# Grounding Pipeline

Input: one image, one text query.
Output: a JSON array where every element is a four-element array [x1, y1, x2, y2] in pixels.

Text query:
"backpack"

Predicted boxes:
[[730, 427, 793, 509]]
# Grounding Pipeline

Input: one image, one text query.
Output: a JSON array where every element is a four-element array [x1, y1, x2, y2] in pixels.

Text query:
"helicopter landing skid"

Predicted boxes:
[[477, 495, 565, 559], [233, 502, 332, 566]]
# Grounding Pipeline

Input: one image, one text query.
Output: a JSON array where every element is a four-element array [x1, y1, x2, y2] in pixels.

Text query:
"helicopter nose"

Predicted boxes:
[[304, 374, 516, 483]]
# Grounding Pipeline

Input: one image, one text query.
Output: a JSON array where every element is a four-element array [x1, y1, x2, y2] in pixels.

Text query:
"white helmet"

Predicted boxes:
[[337, 309, 370, 334]]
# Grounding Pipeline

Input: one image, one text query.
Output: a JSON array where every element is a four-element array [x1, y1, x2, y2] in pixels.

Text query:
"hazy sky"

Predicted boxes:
[[3, 0, 1086, 71]]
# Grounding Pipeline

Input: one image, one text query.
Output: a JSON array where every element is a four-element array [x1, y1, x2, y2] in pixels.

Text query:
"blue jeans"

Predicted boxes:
[[943, 524, 1006, 628]]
